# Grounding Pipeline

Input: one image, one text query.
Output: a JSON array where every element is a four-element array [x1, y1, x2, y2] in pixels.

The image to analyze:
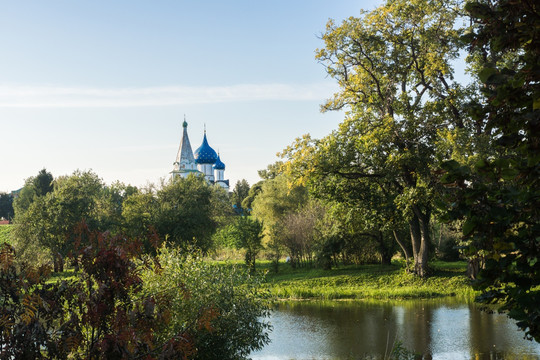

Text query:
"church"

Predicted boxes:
[[171, 118, 230, 191]]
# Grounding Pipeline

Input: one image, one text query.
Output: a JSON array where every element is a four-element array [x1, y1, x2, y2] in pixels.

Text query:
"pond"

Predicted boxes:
[[251, 299, 540, 360]]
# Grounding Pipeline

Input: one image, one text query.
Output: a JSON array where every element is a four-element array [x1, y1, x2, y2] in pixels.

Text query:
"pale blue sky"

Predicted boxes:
[[1, 0, 382, 192]]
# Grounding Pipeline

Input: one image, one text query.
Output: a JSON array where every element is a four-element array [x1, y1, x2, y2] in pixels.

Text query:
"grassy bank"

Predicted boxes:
[[43, 256, 477, 301], [259, 260, 477, 301]]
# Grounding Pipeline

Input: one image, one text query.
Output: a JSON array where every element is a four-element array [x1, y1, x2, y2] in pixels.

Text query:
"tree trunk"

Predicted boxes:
[[409, 215, 422, 273], [467, 257, 484, 280], [377, 231, 392, 265], [53, 252, 64, 273], [393, 230, 411, 266], [410, 206, 431, 277]]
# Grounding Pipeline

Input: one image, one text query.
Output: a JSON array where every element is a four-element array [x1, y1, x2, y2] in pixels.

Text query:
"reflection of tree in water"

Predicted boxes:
[[253, 300, 540, 360], [277, 301, 428, 358], [468, 303, 540, 359]]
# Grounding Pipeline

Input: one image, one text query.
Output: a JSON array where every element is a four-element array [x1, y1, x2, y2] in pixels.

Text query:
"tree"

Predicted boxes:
[[122, 187, 160, 252], [221, 216, 264, 272], [0, 193, 14, 220], [251, 174, 308, 228], [155, 175, 219, 252], [13, 168, 54, 216], [282, 0, 469, 276], [241, 181, 263, 213], [257, 161, 284, 180], [231, 179, 250, 214], [13, 170, 104, 271], [441, 0, 540, 341], [95, 181, 138, 234], [33, 168, 54, 196]]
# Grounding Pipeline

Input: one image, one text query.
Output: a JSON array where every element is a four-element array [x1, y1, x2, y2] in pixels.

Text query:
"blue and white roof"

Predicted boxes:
[[194, 132, 218, 164], [213, 154, 225, 170]]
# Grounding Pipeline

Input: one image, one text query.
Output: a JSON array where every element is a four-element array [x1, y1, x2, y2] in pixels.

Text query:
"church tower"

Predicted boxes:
[[171, 117, 198, 179], [213, 153, 229, 190], [194, 129, 218, 182], [170, 119, 230, 191]]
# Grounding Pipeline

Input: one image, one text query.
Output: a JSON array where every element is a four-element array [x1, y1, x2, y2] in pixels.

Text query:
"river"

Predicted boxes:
[[251, 299, 540, 360]]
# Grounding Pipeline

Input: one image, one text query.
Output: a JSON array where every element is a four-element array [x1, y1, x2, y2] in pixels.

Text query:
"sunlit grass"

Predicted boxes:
[[258, 260, 477, 300], [0, 224, 13, 245], [48, 255, 477, 301]]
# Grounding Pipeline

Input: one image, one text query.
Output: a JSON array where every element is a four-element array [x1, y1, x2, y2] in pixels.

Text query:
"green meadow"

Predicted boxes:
[[230, 259, 476, 301]]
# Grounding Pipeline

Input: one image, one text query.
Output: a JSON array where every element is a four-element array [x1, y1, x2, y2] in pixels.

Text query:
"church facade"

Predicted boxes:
[[171, 119, 230, 190]]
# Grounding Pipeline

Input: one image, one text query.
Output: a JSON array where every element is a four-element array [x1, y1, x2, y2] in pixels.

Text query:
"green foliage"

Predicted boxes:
[[281, 0, 472, 277], [95, 181, 138, 234], [1, 223, 273, 359], [257, 161, 284, 180], [0, 193, 14, 220], [389, 341, 416, 360], [230, 179, 250, 214], [272, 200, 326, 269], [0, 243, 75, 359], [0, 231, 172, 359], [251, 174, 308, 228], [154, 175, 221, 252], [13, 170, 104, 270], [441, 0, 540, 342], [241, 181, 263, 213], [13, 170, 229, 267], [218, 216, 264, 272], [12, 168, 54, 217], [139, 247, 272, 360], [0, 225, 12, 245]]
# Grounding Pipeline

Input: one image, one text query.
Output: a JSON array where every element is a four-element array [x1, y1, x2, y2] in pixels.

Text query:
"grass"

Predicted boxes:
[[46, 268, 77, 284], [257, 259, 477, 301], [0, 224, 13, 245], [45, 254, 477, 301]]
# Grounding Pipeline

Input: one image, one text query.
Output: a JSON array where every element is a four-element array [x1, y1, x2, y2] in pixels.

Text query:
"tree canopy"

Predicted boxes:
[[441, 0, 540, 341], [282, 0, 469, 276]]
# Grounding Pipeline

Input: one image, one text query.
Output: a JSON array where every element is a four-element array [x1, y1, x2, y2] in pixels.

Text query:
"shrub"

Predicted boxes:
[[139, 246, 273, 360], [1, 225, 273, 359]]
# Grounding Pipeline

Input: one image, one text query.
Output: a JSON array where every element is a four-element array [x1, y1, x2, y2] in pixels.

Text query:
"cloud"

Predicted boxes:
[[0, 83, 337, 108]]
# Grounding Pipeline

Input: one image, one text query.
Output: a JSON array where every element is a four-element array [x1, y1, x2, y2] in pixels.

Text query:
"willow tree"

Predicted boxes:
[[283, 0, 469, 276]]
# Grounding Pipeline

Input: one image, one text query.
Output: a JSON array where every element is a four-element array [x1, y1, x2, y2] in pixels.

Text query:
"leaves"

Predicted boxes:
[[441, 0, 540, 342]]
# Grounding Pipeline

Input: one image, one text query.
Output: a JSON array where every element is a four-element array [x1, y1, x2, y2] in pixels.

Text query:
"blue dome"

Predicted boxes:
[[194, 133, 218, 164], [213, 154, 225, 170]]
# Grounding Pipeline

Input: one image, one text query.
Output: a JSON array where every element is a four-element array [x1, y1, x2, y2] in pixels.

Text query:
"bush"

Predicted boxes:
[[139, 246, 273, 360], [0, 225, 273, 359]]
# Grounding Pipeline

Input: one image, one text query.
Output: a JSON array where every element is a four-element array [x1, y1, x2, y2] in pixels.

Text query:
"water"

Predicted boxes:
[[251, 299, 540, 360]]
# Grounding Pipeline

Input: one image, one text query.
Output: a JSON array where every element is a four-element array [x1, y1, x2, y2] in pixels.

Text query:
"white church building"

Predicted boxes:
[[171, 118, 230, 190]]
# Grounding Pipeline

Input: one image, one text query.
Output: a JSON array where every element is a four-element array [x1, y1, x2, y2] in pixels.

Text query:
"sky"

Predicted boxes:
[[0, 0, 383, 193]]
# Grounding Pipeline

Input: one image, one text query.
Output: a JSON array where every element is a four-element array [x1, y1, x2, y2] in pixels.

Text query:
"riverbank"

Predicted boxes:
[[260, 260, 477, 301], [42, 256, 478, 301]]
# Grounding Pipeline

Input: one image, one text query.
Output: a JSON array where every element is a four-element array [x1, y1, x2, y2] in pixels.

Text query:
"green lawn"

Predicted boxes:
[[257, 259, 477, 301]]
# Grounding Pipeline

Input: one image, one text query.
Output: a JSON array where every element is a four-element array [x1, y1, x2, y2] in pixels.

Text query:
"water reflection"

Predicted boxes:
[[251, 299, 540, 360]]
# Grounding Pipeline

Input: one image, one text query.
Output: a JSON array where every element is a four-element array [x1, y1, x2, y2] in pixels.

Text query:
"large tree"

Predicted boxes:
[[442, 0, 540, 341], [154, 175, 226, 252], [14, 170, 104, 271], [283, 0, 469, 276]]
